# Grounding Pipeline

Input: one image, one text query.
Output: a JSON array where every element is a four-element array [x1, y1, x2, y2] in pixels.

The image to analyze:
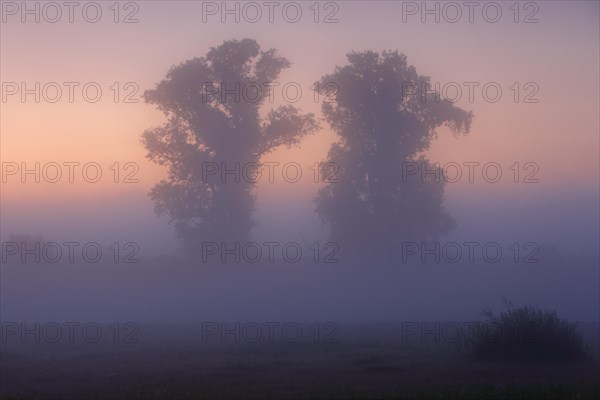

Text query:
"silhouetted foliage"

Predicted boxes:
[[315, 51, 472, 258], [467, 299, 591, 361], [142, 39, 318, 255]]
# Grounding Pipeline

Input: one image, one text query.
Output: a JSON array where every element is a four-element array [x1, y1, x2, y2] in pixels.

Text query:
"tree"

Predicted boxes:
[[142, 39, 318, 256], [315, 51, 473, 259]]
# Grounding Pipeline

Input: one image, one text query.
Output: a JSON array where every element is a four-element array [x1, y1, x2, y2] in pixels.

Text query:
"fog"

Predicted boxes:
[[1, 1, 598, 398]]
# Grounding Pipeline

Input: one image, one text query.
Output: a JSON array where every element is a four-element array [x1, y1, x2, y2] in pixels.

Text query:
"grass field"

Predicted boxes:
[[1, 323, 598, 399]]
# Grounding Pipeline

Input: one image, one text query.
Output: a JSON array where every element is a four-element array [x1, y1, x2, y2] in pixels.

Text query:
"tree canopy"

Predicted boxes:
[[142, 39, 318, 255], [315, 50, 473, 257]]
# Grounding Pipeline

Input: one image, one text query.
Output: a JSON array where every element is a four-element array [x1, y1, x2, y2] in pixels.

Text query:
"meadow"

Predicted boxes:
[[1, 321, 598, 399]]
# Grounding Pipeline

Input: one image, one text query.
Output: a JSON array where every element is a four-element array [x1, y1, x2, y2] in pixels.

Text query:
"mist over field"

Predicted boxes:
[[0, 1, 598, 399]]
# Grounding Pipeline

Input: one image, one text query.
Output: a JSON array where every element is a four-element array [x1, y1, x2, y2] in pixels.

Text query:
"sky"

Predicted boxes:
[[1, 0, 599, 258]]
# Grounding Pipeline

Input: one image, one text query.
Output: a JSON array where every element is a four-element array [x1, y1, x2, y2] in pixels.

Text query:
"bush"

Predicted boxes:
[[466, 299, 591, 361]]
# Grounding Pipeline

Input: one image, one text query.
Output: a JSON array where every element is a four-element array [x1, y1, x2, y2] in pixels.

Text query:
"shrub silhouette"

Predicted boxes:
[[467, 299, 590, 362]]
